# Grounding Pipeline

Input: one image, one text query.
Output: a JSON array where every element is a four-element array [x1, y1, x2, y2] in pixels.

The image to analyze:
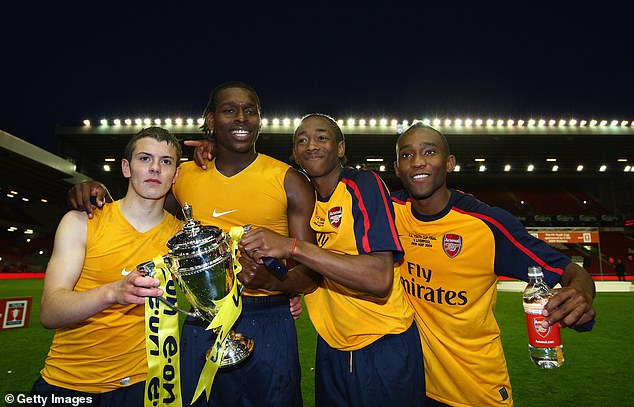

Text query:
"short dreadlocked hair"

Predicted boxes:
[[200, 81, 261, 138]]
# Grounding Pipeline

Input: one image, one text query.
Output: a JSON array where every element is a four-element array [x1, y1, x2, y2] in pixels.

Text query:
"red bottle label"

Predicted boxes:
[[525, 313, 562, 347]]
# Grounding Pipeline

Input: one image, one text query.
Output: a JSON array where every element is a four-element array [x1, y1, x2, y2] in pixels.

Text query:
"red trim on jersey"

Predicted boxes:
[[453, 206, 565, 276], [342, 178, 372, 252], [391, 196, 409, 205], [369, 172, 403, 252]]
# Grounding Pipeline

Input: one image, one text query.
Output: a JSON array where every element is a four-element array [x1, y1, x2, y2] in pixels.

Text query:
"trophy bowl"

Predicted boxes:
[[138, 203, 254, 367]]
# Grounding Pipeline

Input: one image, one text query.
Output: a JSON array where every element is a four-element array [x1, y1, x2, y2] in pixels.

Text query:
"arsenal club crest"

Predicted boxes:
[[442, 234, 463, 258], [328, 206, 343, 228], [533, 318, 552, 338]]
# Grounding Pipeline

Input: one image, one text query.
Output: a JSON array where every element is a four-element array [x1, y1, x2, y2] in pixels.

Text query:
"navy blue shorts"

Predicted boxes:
[[314, 321, 426, 407], [30, 376, 144, 407], [180, 295, 302, 407]]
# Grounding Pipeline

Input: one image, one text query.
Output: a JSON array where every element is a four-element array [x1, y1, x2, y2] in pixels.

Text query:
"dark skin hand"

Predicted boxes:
[[67, 181, 113, 218], [184, 139, 215, 170], [542, 262, 596, 329]]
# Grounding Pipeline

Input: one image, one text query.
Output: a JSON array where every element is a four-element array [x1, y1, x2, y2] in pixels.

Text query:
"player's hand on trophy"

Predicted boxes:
[[184, 139, 215, 170], [237, 254, 278, 290], [111, 268, 163, 305], [67, 181, 113, 219], [239, 227, 294, 263]]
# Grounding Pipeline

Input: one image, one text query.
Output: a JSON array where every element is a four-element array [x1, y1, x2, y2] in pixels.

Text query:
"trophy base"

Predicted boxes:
[[206, 330, 254, 368]]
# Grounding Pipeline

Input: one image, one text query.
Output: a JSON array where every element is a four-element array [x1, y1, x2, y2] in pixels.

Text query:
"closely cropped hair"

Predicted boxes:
[[401, 122, 450, 155], [296, 113, 347, 164], [124, 126, 182, 163], [200, 81, 261, 137], [298, 113, 345, 143]]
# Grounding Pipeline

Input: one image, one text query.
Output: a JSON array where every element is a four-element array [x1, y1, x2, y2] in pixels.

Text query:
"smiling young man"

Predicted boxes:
[[391, 123, 596, 406], [67, 82, 316, 406], [238, 114, 426, 407], [33, 127, 183, 407], [163, 82, 317, 407]]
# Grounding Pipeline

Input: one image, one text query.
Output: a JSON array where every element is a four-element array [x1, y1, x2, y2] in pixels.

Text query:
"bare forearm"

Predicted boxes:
[[40, 284, 116, 329], [269, 265, 321, 295], [291, 240, 393, 297]]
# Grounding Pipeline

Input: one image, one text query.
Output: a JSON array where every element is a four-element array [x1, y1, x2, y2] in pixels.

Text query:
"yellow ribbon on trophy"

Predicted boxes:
[[192, 226, 246, 404], [145, 255, 183, 407]]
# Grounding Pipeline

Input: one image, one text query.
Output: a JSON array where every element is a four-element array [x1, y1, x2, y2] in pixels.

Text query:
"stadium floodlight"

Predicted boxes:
[[83, 119, 91, 126], [125, 119, 132, 125], [100, 119, 108, 126], [454, 165, 461, 172], [504, 164, 511, 172], [552, 165, 559, 172], [577, 165, 584, 172], [479, 165, 486, 172], [599, 165, 607, 172], [527, 164, 535, 172]]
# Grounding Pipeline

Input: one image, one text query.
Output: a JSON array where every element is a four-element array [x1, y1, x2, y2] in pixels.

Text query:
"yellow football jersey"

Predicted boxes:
[[172, 155, 291, 296], [41, 201, 183, 392], [304, 167, 412, 351]]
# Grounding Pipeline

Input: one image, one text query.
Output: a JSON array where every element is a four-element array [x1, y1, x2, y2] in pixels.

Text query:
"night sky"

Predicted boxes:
[[1, 2, 632, 154]]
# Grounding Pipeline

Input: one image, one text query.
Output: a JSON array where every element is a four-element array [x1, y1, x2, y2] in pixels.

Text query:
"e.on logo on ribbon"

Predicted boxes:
[[442, 234, 463, 258]]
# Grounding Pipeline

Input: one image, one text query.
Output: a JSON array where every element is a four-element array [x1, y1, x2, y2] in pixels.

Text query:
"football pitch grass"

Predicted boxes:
[[1, 278, 633, 406]]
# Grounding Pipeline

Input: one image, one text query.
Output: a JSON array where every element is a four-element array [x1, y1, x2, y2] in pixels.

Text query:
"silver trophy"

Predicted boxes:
[[137, 203, 254, 367]]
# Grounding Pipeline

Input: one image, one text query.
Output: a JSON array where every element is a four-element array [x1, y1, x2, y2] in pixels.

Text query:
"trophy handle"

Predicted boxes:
[[137, 258, 200, 318]]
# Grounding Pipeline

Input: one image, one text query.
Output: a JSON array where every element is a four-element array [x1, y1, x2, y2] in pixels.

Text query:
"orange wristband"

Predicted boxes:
[[290, 238, 297, 255]]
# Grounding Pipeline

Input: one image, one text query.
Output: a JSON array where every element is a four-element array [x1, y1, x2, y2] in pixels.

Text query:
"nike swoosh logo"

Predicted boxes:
[[212, 209, 237, 218], [121, 268, 132, 276]]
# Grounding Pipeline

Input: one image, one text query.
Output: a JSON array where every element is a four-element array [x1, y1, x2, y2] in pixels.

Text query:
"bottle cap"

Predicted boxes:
[[527, 266, 543, 278]]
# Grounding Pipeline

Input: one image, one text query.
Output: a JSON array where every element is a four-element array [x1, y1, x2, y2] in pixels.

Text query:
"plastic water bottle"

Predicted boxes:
[[522, 266, 564, 368]]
